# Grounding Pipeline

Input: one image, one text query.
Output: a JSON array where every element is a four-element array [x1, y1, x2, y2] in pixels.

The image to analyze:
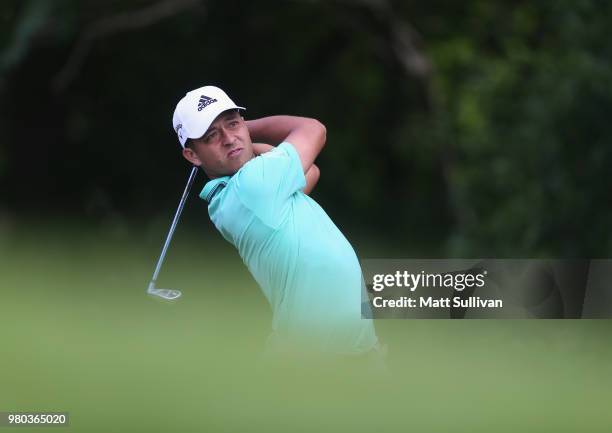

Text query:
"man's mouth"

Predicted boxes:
[[227, 147, 243, 158]]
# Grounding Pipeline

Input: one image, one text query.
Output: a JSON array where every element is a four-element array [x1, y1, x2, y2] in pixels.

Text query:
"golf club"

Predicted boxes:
[[146, 165, 198, 300]]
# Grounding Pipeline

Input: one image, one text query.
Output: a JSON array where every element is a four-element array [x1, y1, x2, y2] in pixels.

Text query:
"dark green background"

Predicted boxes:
[[2, 0, 612, 255]]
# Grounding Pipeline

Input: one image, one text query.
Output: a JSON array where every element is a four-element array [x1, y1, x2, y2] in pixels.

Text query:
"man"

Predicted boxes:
[[173, 85, 379, 356]]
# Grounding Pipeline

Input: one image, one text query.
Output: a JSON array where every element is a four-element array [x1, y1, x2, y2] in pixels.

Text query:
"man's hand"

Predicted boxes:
[[252, 142, 320, 195], [303, 164, 320, 195], [252, 142, 274, 156], [246, 116, 326, 173]]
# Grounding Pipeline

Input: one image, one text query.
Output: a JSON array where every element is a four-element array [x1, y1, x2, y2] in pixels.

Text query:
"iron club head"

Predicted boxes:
[[147, 282, 182, 300]]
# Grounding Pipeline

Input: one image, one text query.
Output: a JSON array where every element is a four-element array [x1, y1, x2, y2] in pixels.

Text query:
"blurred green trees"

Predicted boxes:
[[1, 0, 611, 256], [426, 1, 612, 256]]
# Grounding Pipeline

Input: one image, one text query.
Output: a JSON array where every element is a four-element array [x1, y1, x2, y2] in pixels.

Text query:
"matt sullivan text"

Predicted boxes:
[[372, 296, 503, 308]]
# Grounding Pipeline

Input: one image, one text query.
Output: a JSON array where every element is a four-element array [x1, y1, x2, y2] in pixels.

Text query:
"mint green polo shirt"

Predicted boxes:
[[200, 142, 378, 354]]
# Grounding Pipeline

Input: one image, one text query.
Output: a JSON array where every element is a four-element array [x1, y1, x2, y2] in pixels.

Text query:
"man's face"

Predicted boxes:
[[182, 110, 254, 178]]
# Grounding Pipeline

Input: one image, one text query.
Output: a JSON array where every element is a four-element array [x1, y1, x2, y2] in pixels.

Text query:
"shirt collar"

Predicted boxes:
[[200, 176, 231, 203]]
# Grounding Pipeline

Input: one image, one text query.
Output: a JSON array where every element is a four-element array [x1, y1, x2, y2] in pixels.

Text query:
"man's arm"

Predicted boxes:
[[246, 116, 326, 173], [252, 142, 320, 195], [303, 164, 320, 195]]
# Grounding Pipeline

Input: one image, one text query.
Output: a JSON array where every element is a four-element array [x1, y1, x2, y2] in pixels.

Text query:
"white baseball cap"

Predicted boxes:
[[172, 85, 245, 148]]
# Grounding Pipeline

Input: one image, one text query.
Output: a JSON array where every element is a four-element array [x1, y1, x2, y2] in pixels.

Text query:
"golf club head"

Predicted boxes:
[[147, 282, 182, 300]]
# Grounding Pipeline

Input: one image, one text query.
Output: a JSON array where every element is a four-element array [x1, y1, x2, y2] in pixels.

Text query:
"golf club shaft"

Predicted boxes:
[[149, 165, 198, 286]]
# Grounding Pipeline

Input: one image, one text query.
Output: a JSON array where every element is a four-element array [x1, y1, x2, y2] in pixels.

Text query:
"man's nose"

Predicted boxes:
[[219, 127, 233, 146]]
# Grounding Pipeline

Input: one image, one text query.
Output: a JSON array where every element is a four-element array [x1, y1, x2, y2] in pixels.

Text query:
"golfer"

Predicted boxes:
[[173, 85, 380, 357]]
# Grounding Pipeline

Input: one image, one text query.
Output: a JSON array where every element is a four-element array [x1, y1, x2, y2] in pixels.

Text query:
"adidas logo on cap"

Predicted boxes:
[[197, 95, 217, 111]]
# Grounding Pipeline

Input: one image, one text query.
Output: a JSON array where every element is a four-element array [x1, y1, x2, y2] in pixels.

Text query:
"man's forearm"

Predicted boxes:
[[247, 116, 316, 144], [246, 115, 326, 173]]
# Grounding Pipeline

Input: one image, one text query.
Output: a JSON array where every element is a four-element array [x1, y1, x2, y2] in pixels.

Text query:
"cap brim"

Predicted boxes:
[[186, 104, 246, 141]]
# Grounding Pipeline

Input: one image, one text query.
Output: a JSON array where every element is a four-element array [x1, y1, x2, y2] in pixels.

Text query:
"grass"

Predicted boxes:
[[0, 220, 611, 432]]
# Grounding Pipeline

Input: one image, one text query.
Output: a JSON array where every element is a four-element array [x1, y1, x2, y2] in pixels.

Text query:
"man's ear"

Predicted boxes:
[[182, 147, 202, 166]]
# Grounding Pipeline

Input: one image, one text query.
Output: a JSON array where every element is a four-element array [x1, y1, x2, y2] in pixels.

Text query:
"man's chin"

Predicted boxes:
[[235, 151, 256, 169], [222, 153, 254, 176]]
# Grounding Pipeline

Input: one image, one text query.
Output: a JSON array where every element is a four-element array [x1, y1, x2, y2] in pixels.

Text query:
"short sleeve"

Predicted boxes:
[[234, 142, 306, 228]]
